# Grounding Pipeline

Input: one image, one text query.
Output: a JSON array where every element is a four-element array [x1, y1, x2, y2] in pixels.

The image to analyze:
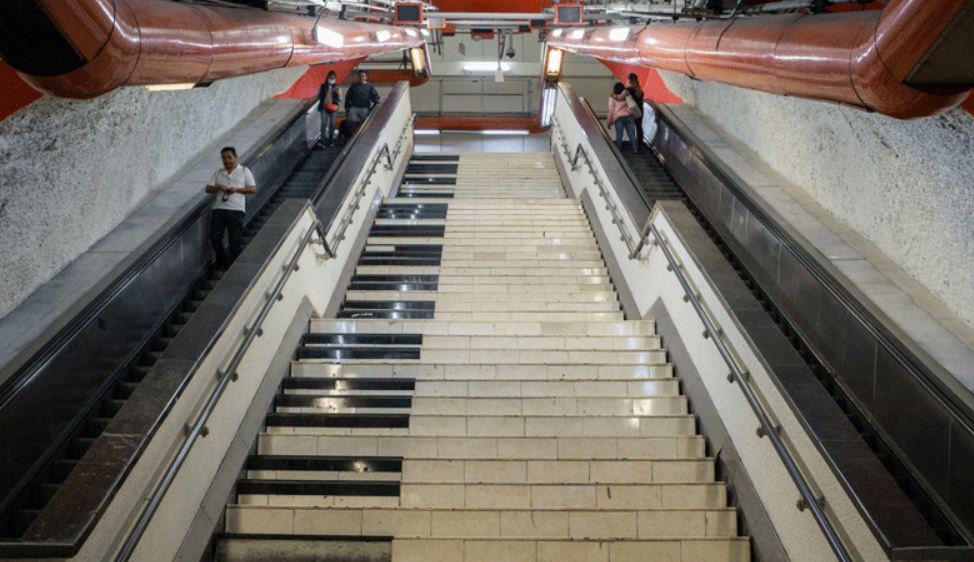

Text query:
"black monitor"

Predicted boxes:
[[554, 4, 583, 26], [394, 3, 423, 25]]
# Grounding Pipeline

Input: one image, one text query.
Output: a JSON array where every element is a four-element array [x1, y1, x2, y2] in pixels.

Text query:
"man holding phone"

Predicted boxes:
[[205, 146, 256, 269]]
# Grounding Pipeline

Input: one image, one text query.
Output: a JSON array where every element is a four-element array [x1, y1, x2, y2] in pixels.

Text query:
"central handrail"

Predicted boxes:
[[113, 206, 331, 562], [650, 220, 853, 562]]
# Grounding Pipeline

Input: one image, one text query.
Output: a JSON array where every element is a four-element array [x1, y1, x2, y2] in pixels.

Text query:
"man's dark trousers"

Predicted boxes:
[[210, 209, 245, 268]]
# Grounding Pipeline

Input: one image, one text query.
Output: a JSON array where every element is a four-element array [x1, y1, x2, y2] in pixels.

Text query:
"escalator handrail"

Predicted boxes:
[[650, 214, 855, 562]]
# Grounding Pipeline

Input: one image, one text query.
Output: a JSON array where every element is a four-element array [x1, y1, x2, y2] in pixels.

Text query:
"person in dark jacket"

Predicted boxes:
[[344, 71, 381, 126], [316, 70, 342, 148], [626, 73, 646, 148]]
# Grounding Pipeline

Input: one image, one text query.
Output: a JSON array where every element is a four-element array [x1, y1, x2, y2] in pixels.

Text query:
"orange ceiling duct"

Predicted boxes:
[[2, 0, 425, 99], [547, 0, 971, 119]]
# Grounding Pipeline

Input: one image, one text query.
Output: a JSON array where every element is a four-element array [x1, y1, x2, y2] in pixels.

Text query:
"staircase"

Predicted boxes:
[[218, 152, 750, 561]]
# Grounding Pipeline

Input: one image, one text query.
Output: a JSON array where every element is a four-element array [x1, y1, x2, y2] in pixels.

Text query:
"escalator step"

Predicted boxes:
[[51, 459, 78, 483], [100, 399, 126, 418], [68, 438, 96, 460], [114, 380, 138, 399]]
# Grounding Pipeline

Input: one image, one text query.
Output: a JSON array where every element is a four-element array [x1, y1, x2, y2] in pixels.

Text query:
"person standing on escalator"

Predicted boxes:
[[317, 70, 342, 148], [625, 73, 646, 148], [205, 146, 256, 270], [344, 70, 381, 132], [607, 82, 638, 154]]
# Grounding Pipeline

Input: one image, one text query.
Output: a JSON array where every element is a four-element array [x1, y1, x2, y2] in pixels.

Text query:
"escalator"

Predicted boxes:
[[619, 129, 971, 549], [0, 141, 344, 543]]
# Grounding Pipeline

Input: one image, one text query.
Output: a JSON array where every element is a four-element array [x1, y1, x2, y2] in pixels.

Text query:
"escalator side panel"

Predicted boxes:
[[650, 106, 974, 546], [0, 105, 313, 530]]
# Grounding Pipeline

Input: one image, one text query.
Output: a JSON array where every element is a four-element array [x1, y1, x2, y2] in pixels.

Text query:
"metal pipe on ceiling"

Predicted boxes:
[[546, 0, 971, 119], [4, 0, 425, 99]]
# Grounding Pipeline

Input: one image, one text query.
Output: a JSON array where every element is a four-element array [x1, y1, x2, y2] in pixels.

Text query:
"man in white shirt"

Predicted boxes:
[[205, 146, 256, 269]]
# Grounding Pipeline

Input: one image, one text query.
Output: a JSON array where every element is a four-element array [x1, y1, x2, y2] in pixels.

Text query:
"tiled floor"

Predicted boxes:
[[221, 152, 751, 561]]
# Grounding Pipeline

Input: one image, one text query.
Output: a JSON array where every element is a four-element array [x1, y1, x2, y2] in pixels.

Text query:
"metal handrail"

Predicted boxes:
[[114, 207, 331, 562], [327, 143, 392, 253], [650, 222, 853, 562], [326, 112, 414, 254], [551, 118, 638, 257]]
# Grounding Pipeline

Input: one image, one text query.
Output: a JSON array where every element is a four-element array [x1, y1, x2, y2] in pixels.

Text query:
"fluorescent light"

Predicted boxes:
[[482, 130, 530, 136], [404, 28, 418, 37], [316, 26, 344, 48], [376, 30, 392, 42], [569, 29, 585, 40], [463, 61, 512, 72], [551, 29, 564, 37], [414, 129, 441, 135], [608, 27, 630, 41], [409, 46, 427, 74], [145, 83, 195, 92], [420, 28, 430, 37], [545, 48, 564, 77]]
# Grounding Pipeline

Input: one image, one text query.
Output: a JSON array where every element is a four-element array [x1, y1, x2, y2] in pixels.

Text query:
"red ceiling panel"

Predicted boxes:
[[0, 62, 43, 121]]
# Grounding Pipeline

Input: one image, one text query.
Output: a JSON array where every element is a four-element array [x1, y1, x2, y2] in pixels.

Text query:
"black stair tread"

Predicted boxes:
[[369, 226, 446, 236], [356, 260, 442, 266], [405, 165, 458, 175], [397, 192, 455, 199], [341, 300, 436, 310], [296, 348, 421, 360], [381, 202, 449, 209], [410, 154, 460, 161], [283, 378, 416, 391], [351, 274, 439, 282], [347, 283, 438, 291], [246, 455, 403, 472], [300, 343, 423, 350], [304, 334, 423, 345], [336, 311, 435, 319], [274, 395, 412, 408], [401, 176, 456, 185], [265, 413, 410, 428], [236, 479, 400, 496]]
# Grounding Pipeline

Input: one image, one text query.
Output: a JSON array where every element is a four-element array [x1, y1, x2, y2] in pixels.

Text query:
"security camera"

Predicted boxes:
[[505, 45, 516, 59]]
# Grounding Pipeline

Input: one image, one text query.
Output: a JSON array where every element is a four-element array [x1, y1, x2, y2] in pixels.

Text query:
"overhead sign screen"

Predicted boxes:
[[395, 3, 424, 25], [554, 4, 583, 26]]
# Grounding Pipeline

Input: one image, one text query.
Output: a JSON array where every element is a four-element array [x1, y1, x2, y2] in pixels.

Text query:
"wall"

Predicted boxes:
[[0, 67, 305, 319], [660, 71, 974, 331], [407, 31, 612, 115]]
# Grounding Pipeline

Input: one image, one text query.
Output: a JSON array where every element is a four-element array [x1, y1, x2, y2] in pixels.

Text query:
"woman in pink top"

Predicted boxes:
[[607, 82, 637, 154]]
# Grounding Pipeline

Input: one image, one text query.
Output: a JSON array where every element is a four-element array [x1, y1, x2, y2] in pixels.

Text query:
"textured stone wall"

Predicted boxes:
[[661, 72, 974, 330], [0, 67, 305, 318]]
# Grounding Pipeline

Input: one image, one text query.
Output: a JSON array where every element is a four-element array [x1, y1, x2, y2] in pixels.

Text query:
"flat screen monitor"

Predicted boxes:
[[394, 3, 424, 25], [554, 4, 583, 26]]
